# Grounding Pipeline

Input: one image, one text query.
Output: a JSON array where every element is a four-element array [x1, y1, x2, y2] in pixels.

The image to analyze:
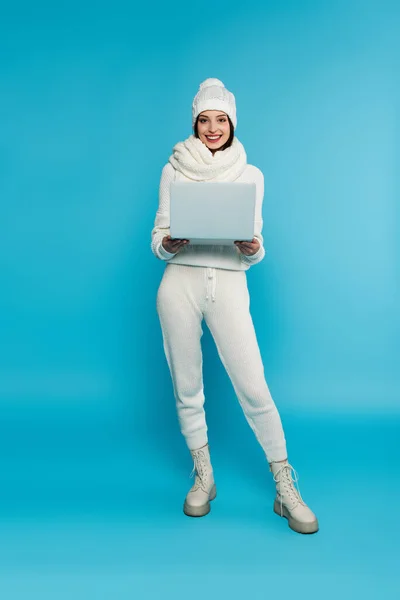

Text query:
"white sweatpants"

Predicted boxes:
[[156, 264, 287, 462]]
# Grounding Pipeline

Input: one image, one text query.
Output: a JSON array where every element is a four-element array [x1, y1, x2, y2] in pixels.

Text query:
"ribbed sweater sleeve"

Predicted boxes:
[[239, 167, 266, 266], [151, 163, 177, 261]]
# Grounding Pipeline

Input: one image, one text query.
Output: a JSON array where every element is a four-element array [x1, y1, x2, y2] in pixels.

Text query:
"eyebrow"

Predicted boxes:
[[199, 114, 227, 118]]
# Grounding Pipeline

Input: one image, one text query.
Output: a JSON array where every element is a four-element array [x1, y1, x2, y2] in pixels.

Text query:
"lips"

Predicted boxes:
[[205, 135, 222, 144]]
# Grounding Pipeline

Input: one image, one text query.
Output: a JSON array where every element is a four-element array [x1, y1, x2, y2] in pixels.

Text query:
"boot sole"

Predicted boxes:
[[183, 484, 217, 518], [273, 499, 319, 534]]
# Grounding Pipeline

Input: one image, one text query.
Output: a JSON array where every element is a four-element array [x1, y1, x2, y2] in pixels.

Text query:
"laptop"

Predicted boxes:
[[170, 181, 256, 245]]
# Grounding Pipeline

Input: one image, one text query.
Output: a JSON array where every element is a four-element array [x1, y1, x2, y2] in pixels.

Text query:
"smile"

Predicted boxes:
[[205, 135, 222, 143]]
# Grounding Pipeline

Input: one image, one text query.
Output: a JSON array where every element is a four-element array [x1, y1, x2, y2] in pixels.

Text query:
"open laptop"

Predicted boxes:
[[170, 182, 256, 245]]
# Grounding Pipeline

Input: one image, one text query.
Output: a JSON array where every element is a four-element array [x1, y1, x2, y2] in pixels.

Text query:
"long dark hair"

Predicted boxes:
[[193, 114, 235, 152]]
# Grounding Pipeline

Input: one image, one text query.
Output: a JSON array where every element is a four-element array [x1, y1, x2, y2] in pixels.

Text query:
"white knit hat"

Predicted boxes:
[[192, 78, 237, 129]]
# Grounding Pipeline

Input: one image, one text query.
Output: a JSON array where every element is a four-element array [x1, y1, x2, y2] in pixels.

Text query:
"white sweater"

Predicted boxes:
[[151, 162, 266, 270]]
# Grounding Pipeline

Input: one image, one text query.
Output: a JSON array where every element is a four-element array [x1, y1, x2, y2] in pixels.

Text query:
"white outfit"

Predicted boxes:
[[151, 136, 266, 270], [156, 264, 287, 462], [151, 79, 317, 529], [152, 134, 288, 463]]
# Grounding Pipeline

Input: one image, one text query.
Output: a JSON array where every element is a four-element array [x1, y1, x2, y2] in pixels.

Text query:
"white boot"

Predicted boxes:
[[183, 444, 216, 517], [270, 461, 319, 534]]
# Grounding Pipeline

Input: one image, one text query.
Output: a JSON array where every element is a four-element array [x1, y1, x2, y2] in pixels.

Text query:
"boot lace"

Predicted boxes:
[[189, 449, 210, 493], [273, 463, 305, 515]]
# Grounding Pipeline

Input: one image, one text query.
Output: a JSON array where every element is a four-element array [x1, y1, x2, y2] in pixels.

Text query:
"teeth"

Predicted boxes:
[[207, 136, 220, 139]]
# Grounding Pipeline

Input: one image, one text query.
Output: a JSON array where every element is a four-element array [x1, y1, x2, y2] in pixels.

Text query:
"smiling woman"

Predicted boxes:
[[195, 111, 234, 153], [150, 78, 319, 535]]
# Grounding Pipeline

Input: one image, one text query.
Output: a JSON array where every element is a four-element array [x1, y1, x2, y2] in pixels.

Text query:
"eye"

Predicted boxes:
[[199, 118, 207, 123], [219, 118, 227, 122]]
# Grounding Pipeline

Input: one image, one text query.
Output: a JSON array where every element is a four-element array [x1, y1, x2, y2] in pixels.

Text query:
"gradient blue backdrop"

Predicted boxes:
[[0, 0, 399, 598]]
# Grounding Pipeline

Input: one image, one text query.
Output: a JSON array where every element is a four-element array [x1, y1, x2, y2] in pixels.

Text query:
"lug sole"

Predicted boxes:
[[183, 484, 217, 518], [274, 499, 319, 534]]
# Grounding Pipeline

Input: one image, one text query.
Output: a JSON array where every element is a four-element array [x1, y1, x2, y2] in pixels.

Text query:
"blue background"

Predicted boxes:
[[0, 0, 399, 598]]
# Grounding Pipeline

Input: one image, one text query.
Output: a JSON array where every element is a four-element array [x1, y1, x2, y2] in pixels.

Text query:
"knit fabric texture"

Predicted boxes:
[[156, 263, 287, 462], [151, 160, 266, 270], [169, 134, 247, 182], [192, 78, 237, 128], [151, 127, 266, 270]]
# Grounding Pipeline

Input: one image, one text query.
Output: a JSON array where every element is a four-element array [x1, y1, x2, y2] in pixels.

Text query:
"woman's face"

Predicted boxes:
[[196, 111, 231, 151]]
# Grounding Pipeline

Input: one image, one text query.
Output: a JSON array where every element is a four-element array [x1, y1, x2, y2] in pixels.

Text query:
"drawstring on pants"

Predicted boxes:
[[205, 267, 217, 303]]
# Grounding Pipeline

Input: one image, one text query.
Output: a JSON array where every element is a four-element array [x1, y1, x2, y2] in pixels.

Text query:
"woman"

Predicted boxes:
[[151, 78, 318, 534]]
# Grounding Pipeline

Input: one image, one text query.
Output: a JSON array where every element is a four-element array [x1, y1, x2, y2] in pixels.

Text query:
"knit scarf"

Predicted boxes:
[[169, 134, 247, 182]]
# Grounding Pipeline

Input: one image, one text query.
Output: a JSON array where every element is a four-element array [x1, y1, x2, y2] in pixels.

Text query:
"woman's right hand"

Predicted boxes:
[[162, 235, 189, 254]]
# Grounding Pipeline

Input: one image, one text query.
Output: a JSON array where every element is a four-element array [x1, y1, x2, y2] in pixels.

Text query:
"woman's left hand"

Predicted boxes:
[[234, 238, 260, 256]]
